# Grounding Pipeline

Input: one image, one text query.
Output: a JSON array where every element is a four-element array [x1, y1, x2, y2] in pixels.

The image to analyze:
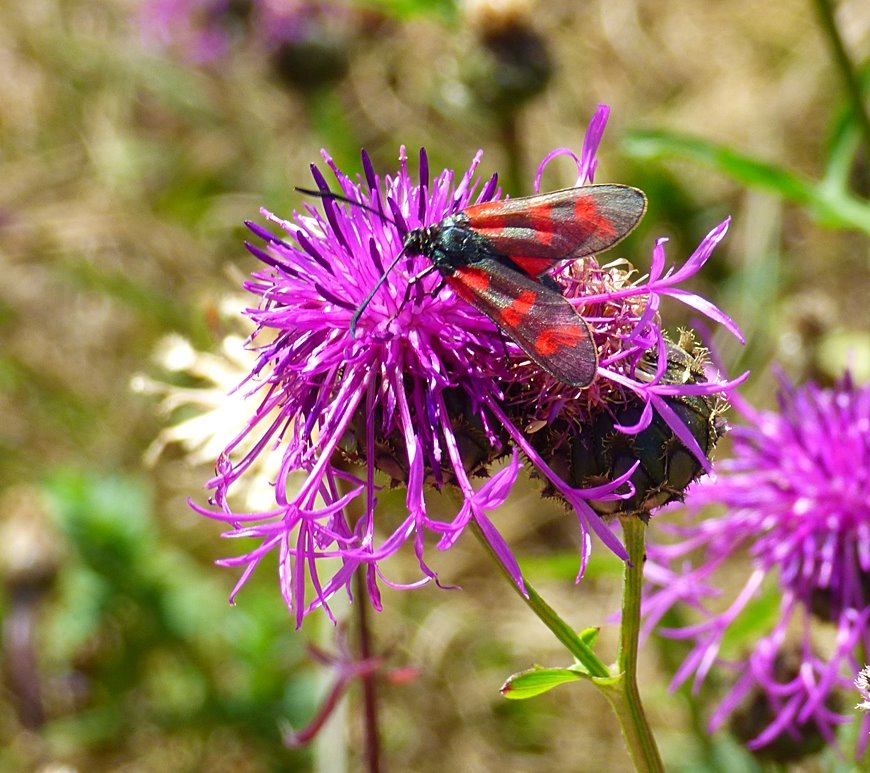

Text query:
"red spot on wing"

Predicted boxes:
[[573, 196, 616, 239], [498, 290, 536, 327], [508, 256, 556, 276], [536, 229, 555, 246], [523, 201, 556, 232], [446, 266, 490, 302], [572, 196, 595, 220], [534, 325, 589, 356], [442, 255, 600, 386], [462, 200, 503, 221], [464, 200, 555, 232]]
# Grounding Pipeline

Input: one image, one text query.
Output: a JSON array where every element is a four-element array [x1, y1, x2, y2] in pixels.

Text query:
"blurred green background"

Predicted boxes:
[[1, 0, 867, 771]]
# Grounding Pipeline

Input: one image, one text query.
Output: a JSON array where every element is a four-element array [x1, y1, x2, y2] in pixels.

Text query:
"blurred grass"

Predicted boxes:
[[0, 0, 868, 771]]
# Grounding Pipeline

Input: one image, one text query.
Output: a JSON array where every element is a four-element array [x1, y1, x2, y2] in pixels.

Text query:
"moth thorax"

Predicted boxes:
[[403, 226, 438, 258]]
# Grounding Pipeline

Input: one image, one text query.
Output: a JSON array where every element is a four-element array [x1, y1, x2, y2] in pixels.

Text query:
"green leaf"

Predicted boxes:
[[625, 131, 814, 202], [45, 469, 154, 562], [518, 550, 623, 582], [624, 130, 870, 233], [577, 627, 600, 648], [500, 665, 589, 700], [355, 0, 456, 21]]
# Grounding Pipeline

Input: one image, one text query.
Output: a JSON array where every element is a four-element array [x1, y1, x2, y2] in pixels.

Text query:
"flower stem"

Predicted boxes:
[[597, 516, 664, 773], [469, 519, 609, 677], [813, 0, 870, 152], [471, 515, 663, 771], [354, 568, 382, 773]]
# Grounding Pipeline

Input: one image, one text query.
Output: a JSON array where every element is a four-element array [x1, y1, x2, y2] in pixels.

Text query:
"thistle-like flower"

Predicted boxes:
[[139, 0, 242, 64], [139, 0, 361, 86], [192, 105, 742, 625], [644, 372, 870, 758]]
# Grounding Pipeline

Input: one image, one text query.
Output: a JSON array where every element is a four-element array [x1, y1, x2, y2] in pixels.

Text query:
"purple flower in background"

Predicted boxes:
[[140, 0, 241, 64], [139, 0, 367, 86], [644, 372, 870, 757], [193, 105, 741, 626]]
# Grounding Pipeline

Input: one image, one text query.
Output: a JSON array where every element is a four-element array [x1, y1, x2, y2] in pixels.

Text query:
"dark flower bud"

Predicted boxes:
[[461, 0, 554, 113], [729, 648, 833, 763], [520, 335, 728, 519], [270, 29, 349, 92]]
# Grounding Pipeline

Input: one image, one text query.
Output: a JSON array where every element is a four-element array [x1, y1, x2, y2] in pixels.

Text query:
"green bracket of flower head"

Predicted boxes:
[[500, 628, 604, 700]]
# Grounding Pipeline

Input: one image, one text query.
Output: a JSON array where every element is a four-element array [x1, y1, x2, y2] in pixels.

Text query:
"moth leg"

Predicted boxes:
[[496, 330, 511, 362], [400, 265, 439, 309], [382, 265, 440, 327]]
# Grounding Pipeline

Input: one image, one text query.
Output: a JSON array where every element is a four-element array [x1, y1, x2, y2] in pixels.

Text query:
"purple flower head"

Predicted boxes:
[[256, 0, 355, 47], [644, 372, 870, 758], [193, 106, 742, 626], [139, 0, 244, 64], [140, 0, 363, 87]]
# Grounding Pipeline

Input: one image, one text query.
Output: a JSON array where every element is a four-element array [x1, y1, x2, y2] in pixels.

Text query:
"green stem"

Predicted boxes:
[[499, 111, 523, 196], [813, 0, 870, 152], [597, 517, 664, 773], [468, 520, 608, 678], [471, 516, 664, 771]]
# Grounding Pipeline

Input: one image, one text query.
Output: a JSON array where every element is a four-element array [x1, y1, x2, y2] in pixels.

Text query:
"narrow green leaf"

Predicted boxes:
[[624, 130, 870, 233], [500, 666, 587, 700], [356, 0, 456, 21], [625, 131, 815, 203]]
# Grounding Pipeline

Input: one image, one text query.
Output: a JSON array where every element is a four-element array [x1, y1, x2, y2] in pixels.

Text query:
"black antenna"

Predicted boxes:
[[295, 186, 410, 337], [348, 246, 410, 336], [294, 187, 395, 226]]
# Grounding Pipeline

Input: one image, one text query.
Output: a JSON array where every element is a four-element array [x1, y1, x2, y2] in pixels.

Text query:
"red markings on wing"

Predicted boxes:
[[572, 196, 616, 239], [508, 256, 556, 276], [444, 256, 599, 387], [498, 289, 536, 327], [447, 266, 490, 302], [534, 325, 589, 356], [463, 185, 647, 273], [464, 200, 554, 232]]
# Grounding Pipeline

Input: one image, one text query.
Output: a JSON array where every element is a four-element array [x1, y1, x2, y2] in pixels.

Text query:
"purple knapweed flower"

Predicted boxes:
[[140, 0, 362, 85], [193, 105, 742, 626], [644, 372, 870, 758], [139, 0, 242, 64]]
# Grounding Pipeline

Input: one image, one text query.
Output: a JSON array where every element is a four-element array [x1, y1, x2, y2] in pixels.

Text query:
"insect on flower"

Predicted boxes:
[[298, 184, 648, 387]]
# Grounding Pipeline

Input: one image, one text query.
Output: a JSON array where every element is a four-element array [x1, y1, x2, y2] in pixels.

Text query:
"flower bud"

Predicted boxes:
[[522, 335, 728, 519]]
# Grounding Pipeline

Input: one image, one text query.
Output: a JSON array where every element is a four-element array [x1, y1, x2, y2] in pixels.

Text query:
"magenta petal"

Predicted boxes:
[[644, 372, 870, 757], [474, 509, 526, 595], [577, 103, 610, 184]]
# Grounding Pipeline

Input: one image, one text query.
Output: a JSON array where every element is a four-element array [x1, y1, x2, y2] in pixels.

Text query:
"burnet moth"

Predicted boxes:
[[297, 183, 647, 388]]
